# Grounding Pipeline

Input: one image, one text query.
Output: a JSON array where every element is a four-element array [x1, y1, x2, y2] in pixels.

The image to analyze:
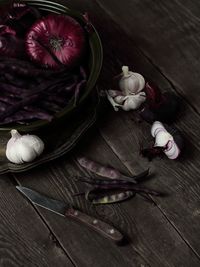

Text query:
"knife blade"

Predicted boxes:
[[16, 186, 123, 242]]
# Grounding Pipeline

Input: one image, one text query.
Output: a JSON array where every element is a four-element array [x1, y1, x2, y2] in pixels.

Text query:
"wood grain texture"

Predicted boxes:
[[0, 175, 74, 267], [13, 159, 147, 267], [63, 0, 200, 150], [1, 0, 200, 266], [64, 0, 200, 263], [86, 1, 200, 258], [93, 0, 200, 113], [61, 0, 200, 258], [74, 129, 200, 267], [97, 110, 200, 257], [13, 129, 200, 267]]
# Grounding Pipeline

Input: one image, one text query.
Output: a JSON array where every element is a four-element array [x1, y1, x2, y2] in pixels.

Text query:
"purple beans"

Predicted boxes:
[[77, 157, 125, 179], [0, 94, 40, 121], [0, 57, 68, 77], [38, 100, 61, 113], [77, 156, 139, 183], [0, 101, 7, 112], [0, 82, 27, 95], [1, 110, 53, 124], [75, 157, 162, 205], [0, 4, 88, 125], [86, 189, 134, 204], [76, 176, 161, 204], [0, 56, 87, 124]]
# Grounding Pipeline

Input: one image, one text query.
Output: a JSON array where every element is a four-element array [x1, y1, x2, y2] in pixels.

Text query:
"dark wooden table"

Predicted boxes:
[[1, 0, 200, 266]]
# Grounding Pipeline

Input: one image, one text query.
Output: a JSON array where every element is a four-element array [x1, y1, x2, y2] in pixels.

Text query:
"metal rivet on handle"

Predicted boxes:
[[109, 229, 115, 234], [74, 211, 79, 216], [93, 219, 98, 224]]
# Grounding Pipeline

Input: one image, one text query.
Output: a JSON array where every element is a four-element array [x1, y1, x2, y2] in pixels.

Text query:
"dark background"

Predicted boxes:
[[1, 0, 200, 266]]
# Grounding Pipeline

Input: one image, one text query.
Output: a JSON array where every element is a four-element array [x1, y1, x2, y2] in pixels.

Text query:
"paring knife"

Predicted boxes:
[[16, 186, 123, 242]]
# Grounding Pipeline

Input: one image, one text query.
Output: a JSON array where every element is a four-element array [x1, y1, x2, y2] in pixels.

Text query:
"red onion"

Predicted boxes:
[[0, 24, 15, 35], [139, 81, 180, 123], [25, 14, 86, 69], [144, 81, 162, 109]]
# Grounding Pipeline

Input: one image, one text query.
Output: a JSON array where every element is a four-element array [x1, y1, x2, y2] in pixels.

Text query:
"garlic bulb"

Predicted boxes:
[[6, 129, 44, 164], [119, 66, 145, 95], [151, 121, 182, 159]]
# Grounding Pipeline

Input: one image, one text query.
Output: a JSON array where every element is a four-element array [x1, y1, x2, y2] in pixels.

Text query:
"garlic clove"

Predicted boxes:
[[114, 95, 126, 104], [151, 121, 165, 137], [6, 143, 24, 164], [152, 121, 173, 147], [106, 90, 122, 111], [164, 140, 180, 159], [121, 92, 146, 111], [154, 131, 173, 147], [21, 135, 44, 155], [107, 90, 123, 97], [119, 66, 145, 95], [151, 121, 183, 159], [17, 142, 38, 163]]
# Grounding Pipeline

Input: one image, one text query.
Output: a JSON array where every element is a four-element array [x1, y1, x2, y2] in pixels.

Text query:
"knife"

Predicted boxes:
[[16, 186, 123, 242]]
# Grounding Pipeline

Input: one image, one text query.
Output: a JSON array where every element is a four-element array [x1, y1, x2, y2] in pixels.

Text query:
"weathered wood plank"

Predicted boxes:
[[12, 135, 148, 266], [59, 0, 200, 258], [61, 0, 200, 262], [63, 0, 200, 150], [13, 129, 200, 267], [0, 175, 74, 267], [13, 158, 148, 267], [74, 128, 200, 266], [93, 0, 200, 113], [97, 109, 200, 257], [3, 1, 200, 266]]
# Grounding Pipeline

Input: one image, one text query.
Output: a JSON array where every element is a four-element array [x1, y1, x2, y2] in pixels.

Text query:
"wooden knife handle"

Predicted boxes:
[[65, 208, 123, 242]]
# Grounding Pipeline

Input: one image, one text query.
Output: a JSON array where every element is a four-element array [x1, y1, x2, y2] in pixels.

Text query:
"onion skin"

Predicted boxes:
[[3, 3, 41, 37], [0, 25, 24, 58], [140, 81, 180, 123], [25, 14, 86, 69]]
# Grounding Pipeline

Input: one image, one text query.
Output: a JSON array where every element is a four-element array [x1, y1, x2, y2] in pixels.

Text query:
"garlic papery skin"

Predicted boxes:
[[114, 95, 126, 104], [164, 140, 180, 159], [121, 92, 146, 111], [6, 129, 44, 164], [151, 121, 164, 137], [107, 90, 123, 98], [106, 91, 122, 111], [154, 131, 173, 147], [119, 66, 145, 95], [151, 121, 173, 147]]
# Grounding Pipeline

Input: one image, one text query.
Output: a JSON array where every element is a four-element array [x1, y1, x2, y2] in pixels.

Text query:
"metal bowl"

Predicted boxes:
[[0, 0, 103, 132]]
